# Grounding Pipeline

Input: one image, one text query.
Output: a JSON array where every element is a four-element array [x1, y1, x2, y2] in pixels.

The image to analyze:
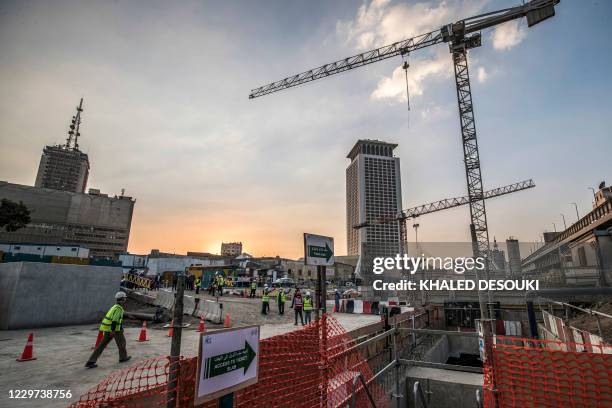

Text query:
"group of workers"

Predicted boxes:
[[260, 284, 319, 326]]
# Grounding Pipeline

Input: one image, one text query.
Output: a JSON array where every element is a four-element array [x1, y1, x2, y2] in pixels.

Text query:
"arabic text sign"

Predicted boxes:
[[195, 325, 260, 403]]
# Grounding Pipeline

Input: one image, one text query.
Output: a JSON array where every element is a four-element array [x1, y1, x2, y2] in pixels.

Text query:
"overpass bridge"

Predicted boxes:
[[521, 199, 612, 287]]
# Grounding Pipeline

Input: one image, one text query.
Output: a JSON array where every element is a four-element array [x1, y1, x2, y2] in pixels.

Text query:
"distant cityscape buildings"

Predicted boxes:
[[221, 242, 243, 257]]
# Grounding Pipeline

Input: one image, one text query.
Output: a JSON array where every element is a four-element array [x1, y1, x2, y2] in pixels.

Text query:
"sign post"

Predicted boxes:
[[194, 325, 260, 405], [303, 233, 334, 320]]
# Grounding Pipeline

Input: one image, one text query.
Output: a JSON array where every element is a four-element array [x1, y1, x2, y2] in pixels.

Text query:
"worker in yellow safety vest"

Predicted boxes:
[[250, 279, 257, 298], [276, 288, 287, 315], [261, 285, 270, 315], [304, 291, 313, 324], [85, 291, 131, 368]]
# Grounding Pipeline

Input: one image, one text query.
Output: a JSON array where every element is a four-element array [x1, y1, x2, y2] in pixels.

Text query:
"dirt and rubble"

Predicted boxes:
[[567, 302, 612, 341]]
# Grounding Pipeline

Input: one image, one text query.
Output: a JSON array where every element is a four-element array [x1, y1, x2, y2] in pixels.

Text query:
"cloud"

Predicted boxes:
[[337, 0, 489, 103], [492, 20, 527, 50], [371, 50, 452, 102], [477, 66, 488, 83]]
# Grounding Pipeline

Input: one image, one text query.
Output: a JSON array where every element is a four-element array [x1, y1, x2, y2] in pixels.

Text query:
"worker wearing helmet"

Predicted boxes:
[[303, 291, 313, 324], [261, 286, 270, 315], [85, 291, 131, 368]]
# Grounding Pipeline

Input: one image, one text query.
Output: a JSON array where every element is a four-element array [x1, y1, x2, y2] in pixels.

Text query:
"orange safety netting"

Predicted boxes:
[[70, 315, 390, 408], [484, 335, 612, 408]]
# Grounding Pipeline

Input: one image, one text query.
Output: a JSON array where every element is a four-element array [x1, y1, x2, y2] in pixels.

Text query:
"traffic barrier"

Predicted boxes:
[[346, 299, 354, 313], [137, 321, 149, 342], [17, 333, 36, 362], [70, 315, 390, 408], [182, 295, 196, 315], [193, 299, 222, 324], [91, 331, 103, 349], [223, 313, 231, 328], [352, 300, 363, 314], [154, 290, 174, 310], [123, 273, 152, 289], [197, 317, 205, 333], [371, 301, 380, 315], [362, 301, 371, 314]]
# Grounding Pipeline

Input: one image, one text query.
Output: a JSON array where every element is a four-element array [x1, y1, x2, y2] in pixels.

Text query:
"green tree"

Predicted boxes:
[[0, 199, 31, 232]]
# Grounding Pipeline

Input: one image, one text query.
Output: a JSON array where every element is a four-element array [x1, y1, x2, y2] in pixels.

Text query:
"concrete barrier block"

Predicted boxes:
[[183, 295, 195, 315], [194, 299, 222, 324], [154, 289, 175, 310]]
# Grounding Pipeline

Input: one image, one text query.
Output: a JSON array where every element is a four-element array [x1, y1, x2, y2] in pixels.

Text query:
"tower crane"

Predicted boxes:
[[355, 179, 536, 256], [249, 0, 559, 318]]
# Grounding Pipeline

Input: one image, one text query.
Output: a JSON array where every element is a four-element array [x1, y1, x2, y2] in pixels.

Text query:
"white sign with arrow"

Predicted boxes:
[[304, 233, 334, 266], [195, 325, 260, 403]]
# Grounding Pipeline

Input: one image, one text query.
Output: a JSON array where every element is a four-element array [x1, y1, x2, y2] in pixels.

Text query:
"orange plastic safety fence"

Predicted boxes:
[[71, 315, 390, 408], [484, 335, 612, 408]]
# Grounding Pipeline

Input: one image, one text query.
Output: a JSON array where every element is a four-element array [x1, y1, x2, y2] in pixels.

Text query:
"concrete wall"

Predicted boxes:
[[405, 367, 483, 408], [0, 262, 122, 330]]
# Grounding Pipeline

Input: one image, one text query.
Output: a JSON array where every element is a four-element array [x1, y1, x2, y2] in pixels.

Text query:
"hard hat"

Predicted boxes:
[[306, 291, 311, 296], [115, 291, 127, 300], [264, 284, 268, 288]]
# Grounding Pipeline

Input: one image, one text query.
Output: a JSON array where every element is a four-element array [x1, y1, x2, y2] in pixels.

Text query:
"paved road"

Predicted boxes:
[[0, 303, 379, 408]]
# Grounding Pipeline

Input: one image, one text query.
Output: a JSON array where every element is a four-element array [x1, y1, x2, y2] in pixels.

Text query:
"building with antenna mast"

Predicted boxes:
[[34, 98, 90, 193]]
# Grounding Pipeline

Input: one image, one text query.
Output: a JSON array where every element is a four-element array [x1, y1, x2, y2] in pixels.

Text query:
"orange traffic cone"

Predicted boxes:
[[17, 333, 36, 362], [167, 320, 173, 337], [91, 330, 104, 349], [224, 314, 231, 328], [197, 317, 206, 333], [138, 321, 149, 342]]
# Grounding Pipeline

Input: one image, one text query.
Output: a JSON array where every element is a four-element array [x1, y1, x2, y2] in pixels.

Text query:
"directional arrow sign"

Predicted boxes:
[[308, 243, 333, 262], [195, 325, 260, 404], [304, 233, 334, 266], [204, 341, 256, 378]]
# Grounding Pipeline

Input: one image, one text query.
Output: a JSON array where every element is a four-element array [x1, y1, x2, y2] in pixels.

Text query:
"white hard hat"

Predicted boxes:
[[115, 291, 127, 300], [306, 291, 311, 296], [264, 284, 268, 288]]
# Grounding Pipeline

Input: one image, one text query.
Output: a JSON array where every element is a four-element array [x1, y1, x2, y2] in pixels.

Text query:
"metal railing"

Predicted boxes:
[[349, 373, 378, 408], [413, 381, 430, 408]]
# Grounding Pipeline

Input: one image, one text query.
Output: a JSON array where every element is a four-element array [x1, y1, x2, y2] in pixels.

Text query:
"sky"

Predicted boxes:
[[0, 0, 610, 259]]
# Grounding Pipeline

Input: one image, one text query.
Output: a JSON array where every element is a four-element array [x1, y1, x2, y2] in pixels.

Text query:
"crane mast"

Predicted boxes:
[[249, 0, 559, 319]]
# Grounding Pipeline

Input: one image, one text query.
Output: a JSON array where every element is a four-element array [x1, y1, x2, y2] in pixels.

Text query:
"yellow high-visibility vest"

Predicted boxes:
[[100, 304, 124, 333], [304, 298, 313, 311]]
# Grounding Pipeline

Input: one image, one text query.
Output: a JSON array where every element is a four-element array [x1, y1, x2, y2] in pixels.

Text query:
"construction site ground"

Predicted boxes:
[[0, 291, 380, 408]]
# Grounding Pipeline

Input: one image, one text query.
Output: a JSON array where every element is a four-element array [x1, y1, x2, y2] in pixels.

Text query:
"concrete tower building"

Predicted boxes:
[[346, 140, 403, 298], [506, 237, 522, 277], [34, 98, 90, 193]]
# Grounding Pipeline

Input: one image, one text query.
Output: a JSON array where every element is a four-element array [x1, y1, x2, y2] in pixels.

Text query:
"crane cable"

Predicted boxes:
[[402, 53, 411, 127]]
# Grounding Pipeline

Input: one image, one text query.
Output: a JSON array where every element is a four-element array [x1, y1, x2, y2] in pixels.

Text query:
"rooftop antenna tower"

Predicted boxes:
[[65, 98, 84, 151]]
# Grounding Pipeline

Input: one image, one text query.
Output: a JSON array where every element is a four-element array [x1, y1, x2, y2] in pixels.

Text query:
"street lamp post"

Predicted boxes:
[[560, 213, 567, 230], [588, 187, 596, 205], [552, 223, 557, 233], [570, 203, 579, 222]]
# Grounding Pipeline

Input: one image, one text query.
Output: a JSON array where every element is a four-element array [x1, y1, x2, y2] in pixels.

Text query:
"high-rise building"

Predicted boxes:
[[221, 242, 243, 257], [506, 237, 522, 277], [346, 140, 403, 297], [34, 99, 90, 193]]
